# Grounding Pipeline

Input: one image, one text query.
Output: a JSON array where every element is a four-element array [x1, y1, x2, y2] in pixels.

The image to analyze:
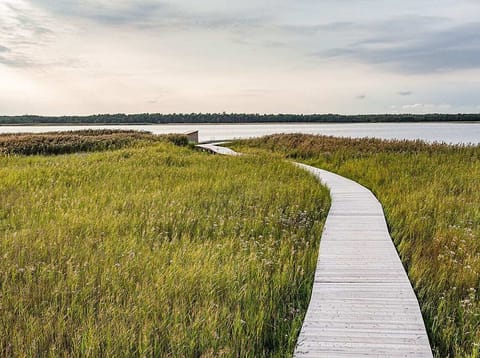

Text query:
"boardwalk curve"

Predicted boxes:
[[198, 143, 432, 357]]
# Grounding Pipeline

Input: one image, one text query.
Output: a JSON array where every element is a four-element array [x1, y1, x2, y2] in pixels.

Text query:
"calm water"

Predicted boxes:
[[0, 122, 479, 144]]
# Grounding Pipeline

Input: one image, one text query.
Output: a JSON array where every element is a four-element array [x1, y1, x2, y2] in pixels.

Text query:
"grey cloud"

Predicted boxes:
[[398, 91, 413, 96], [356, 94, 366, 100], [262, 40, 287, 48], [281, 16, 444, 39], [4, 3, 52, 37], [280, 21, 359, 36], [0, 45, 18, 66], [27, 0, 268, 31], [27, 0, 165, 25], [83, 3, 168, 26], [6, 4, 51, 35], [3, 0, 269, 69], [0, 2, 63, 67], [317, 21, 480, 73], [11, 1, 480, 76], [191, 16, 266, 31], [0, 53, 32, 67]]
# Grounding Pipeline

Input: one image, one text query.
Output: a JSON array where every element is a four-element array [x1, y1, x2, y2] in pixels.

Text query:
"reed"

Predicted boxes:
[[234, 134, 480, 357], [0, 130, 190, 155], [0, 137, 329, 357]]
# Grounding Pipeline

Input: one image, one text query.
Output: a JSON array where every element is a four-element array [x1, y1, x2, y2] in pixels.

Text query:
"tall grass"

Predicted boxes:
[[0, 139, 329, 356], [234, 134, 480, 357], [0, 130, 190, 155]]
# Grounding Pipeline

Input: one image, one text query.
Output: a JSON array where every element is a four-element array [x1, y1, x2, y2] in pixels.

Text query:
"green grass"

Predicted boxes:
[[0, 139, 329, 357], [233, 134, 480, 358]]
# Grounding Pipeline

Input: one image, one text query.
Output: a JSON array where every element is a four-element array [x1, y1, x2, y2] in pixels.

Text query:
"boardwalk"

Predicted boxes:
[[198, 144, 432, 357], [294, 164, 432, 357]]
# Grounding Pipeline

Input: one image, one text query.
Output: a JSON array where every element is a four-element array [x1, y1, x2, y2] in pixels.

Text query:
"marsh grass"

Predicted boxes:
[[0, 130, 190, 155], [0, 139, 329, 357], [234, 134, 480, 357]]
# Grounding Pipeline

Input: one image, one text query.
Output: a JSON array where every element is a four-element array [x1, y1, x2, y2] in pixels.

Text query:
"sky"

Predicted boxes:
[[1, 0, 480, 115]]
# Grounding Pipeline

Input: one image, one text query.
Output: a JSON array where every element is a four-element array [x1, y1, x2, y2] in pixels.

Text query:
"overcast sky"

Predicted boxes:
[[1, 0, 480, 115]]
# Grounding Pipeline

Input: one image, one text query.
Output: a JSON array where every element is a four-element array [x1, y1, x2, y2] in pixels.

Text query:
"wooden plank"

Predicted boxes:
[[196, 143, 241, 156], [197, 144, 433, 357], [295, 164, 433, 357]]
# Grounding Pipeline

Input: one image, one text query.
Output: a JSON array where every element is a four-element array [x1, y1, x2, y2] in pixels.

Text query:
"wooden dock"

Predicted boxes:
[[198, 143, 432, 357]]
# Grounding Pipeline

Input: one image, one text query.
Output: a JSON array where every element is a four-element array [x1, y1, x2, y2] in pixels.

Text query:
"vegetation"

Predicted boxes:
[[233, 134, 480, 357], [0, 136, 330, 357], [0, 112, 479, 125], [0, 130, 189, 155]]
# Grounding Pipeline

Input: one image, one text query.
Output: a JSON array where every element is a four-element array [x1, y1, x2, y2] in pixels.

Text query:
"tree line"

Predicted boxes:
[[1, 113, 479, 124]]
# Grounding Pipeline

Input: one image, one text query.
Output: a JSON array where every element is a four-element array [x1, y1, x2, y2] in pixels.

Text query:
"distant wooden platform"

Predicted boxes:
[[197, 143, 242, 156], [198, 144, 433, 357]]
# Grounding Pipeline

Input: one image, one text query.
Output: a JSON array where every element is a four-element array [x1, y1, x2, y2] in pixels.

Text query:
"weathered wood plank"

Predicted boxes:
[[295, 164, 432, 357]]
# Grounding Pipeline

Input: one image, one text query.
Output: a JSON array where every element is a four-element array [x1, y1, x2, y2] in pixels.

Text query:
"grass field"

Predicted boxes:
[[0, 134, 330, 357], [233, 134, 480, 358]]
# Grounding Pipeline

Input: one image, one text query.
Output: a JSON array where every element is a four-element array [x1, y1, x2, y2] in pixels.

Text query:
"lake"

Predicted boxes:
[[0, 122, 479, 144]]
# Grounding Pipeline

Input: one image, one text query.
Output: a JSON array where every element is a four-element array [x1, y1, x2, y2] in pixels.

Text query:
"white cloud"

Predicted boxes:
[[402, 103, 452, 111]]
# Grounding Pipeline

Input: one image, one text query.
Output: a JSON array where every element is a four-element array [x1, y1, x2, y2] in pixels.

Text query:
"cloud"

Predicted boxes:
[[27, 0, 268, 31], [402, 103, 452, 110], [0, 44, 20, 66], [0, 44, 25, 66], [2, 0, 479, 115], [24, 2, 479, 77], [0, 1, 49, 66], [0, 1, 79, 68], [0, 52, 35, 67], [314, 18, 480, 73], [2, 3, 52, 43], [27, 0, 165, 25], [5, 3, 51, 35], [280, 21, 359, 36]]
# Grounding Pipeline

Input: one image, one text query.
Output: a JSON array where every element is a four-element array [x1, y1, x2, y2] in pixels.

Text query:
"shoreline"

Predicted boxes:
[[1, 120, 480, 126]]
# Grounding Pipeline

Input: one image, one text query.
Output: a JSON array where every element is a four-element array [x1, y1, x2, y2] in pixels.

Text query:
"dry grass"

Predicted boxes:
[[0, 130, 190, 155]]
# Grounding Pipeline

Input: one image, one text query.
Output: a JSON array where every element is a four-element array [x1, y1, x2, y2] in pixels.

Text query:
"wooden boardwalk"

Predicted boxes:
[[294, 164, 432, 357], [198, 144, 432, 357]]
